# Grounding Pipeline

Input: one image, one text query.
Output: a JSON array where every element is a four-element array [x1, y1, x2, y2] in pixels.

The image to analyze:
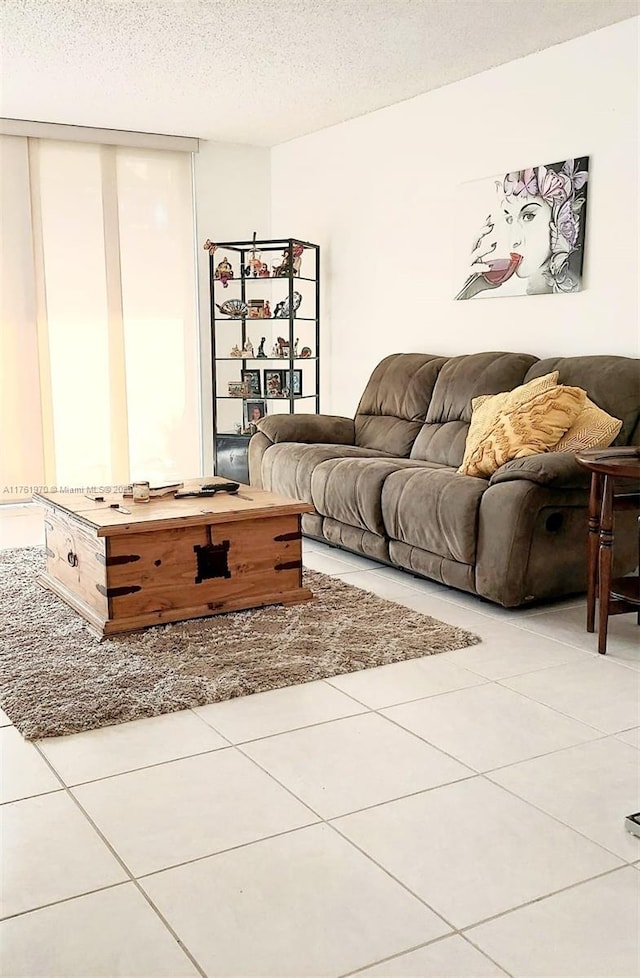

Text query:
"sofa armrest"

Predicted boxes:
[[489, 453, 591, 490], [257, 414, 355, 446]]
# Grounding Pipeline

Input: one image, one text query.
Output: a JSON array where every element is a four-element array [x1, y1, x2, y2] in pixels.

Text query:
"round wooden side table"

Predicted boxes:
[[576, 447, 640, 655]]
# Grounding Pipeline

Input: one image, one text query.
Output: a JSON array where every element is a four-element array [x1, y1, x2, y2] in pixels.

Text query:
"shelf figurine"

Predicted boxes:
[[215, 256, 234, 288], [272, 242, 304, 277], [258, 263, 270, 277], [240, 339, 254, 358], [257, 337, 267, 358], [229, 344, 242, 358], [203, 239, 218, 255], [264, 300, 271, 318]]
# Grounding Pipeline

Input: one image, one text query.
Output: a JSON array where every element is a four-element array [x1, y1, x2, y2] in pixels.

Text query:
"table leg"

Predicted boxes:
[[586, 472, 602, 633], [597, 475, 613, 655]]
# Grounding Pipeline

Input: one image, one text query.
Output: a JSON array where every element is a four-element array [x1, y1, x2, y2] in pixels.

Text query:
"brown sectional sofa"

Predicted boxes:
[[249, 352, 640, 607]]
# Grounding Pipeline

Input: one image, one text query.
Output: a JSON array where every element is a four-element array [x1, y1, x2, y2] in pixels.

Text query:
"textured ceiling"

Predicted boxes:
[[1, 0, 638, 146]]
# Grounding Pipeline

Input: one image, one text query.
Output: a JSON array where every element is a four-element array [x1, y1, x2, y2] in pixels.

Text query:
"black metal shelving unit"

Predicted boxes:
[[208, 237, 320, 483]]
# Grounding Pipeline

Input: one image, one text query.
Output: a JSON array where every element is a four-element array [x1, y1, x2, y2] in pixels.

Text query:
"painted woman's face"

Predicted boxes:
[[501, 196, 553, 277]]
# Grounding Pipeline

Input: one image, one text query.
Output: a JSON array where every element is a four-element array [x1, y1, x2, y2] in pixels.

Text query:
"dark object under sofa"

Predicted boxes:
[[248, 351, 640, 607]]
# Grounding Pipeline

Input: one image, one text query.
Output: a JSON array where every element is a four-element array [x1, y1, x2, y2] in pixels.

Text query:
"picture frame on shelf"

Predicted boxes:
[[228, 380, 250, 398], [244, 399, 267, 428], [265, 369, 286, 397], [241, 369, 262, 396], [284, 369, 303, 396]]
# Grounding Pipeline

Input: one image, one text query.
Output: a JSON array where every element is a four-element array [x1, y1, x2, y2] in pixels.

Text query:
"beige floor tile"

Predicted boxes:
[[354, 934, 507, 977], [242, 712, 472, 818], [383, 683, 600, 772], [468, 867, 640, 977], [72, 748, 317, 877], [0, 727, 62, 803], [38, 710, 228, 786], [326, 655, 485, 709], [488, 737, 640, 861], [1, 792, 127, 919], [517, 603, 640, 665], [141, 823, 451, 978], [193, 679, 366, 743], [0, 883, 200, 977], [334, 777, 622, 928], [502, 658, 640, 733], [443, 629, 590, 679]]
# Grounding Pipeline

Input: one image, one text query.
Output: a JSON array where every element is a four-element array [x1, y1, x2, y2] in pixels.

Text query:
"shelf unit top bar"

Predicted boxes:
[[213, 238, 318, 251]]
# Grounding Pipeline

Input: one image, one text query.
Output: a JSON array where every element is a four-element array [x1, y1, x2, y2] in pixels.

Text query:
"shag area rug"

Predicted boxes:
[[0, 547, 480, 740]]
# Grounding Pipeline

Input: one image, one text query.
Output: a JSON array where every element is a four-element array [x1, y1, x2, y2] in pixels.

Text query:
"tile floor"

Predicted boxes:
[[1, 503, 639, 977]]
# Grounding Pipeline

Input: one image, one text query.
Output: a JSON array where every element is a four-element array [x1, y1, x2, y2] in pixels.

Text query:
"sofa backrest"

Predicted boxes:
[[410, 352, 538, 466], [354, 353, 447, 456], [354, 351, 639, 464], [524, 356, 640, 446]]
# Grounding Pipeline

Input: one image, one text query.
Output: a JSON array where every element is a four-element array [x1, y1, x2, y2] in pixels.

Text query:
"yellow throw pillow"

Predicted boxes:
[[459, 377, 586, 478], [459, 371, 559, 475], [551, 397, 622, 453]]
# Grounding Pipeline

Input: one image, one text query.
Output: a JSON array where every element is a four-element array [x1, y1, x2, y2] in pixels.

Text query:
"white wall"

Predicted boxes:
[[194, 141, 270, 471], [271, 19, 639, 418]]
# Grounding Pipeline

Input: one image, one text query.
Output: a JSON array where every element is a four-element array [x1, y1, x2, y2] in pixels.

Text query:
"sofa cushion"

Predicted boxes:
[[382, 466, 488, 565], [411, 352, 539, 467], [261, 443, 391, 502], [524, 356, 640, 446], [458, 374, 587, 478], [311, 457, 439, 535], [354, 354, 447, 456], [551, 397, 622, 453]]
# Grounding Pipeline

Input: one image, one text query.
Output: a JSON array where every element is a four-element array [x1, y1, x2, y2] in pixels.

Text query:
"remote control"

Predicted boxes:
[[175, 482, 240, 499], [201, 482, 240, 492]]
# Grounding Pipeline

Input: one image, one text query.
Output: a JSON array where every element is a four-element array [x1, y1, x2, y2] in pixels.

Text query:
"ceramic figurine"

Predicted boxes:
[[214, 257, 234, 288], [272, 242, 304, 276], [257, 337, 267, 358], [241, 339, 254, 358], [294, 337, 299, 357], [229, 344, 242, 358], [258, 262, 270, 277], [271, 342, 280, 358], [264, 300, 271, 318], [203, 239, 218, 255], [300, 346, 312, 358]]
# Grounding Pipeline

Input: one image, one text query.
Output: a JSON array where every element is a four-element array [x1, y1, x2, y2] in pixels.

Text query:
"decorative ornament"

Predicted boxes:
[[215, 257, 234, 288], [216, 299, 248, 318], [229, 344, 242, 358], [273, 291, 302, 318], [257, 337, 267, 358], [272, 242, 304, 276], [203, 239, 218, 255], [246, 231, 262, 278], [299, 346, 312, 358], [240, 339, 255, 358]]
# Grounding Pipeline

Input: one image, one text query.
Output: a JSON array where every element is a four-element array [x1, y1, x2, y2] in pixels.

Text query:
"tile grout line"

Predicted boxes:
[[337, 930, 515, 978]]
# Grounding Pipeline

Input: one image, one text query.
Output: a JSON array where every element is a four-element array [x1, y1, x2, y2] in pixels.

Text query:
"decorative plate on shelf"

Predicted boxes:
[[216, 299, 249, 318], [274, 291, 302, 318]]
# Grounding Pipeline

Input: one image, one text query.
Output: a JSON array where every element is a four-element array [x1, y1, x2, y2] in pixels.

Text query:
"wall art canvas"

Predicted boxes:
[[454, 157, 589, 299]]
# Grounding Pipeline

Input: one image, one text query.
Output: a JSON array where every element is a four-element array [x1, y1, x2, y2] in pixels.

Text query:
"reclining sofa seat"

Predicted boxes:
[[249, 351, 640, 607]]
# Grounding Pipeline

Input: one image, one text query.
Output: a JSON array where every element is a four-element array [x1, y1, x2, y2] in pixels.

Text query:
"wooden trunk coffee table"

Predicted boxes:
[[34, 480, 314, 639]]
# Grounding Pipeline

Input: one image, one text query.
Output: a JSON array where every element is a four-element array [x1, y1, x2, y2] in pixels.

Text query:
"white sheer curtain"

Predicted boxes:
[[0, 135, 200, 503]]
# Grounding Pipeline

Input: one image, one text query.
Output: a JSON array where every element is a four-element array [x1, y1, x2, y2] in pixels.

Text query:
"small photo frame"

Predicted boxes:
[[284, 369, 302, 396], [228, 380, 249, 398], [241, 369, 262, 397], [244, 399, 267, 427], [265, 369, 286, 397]]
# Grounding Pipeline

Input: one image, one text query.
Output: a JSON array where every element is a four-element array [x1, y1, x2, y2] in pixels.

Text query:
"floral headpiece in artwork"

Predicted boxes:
[[502, 159, 588, 291]]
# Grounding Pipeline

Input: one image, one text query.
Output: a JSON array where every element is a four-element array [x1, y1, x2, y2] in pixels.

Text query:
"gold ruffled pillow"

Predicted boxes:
[[458, 372, 587, 478], [550, 397, 622, 453]]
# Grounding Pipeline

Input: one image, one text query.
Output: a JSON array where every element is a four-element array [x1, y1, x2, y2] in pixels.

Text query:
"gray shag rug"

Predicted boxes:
[[0, 547, 480, 740]]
